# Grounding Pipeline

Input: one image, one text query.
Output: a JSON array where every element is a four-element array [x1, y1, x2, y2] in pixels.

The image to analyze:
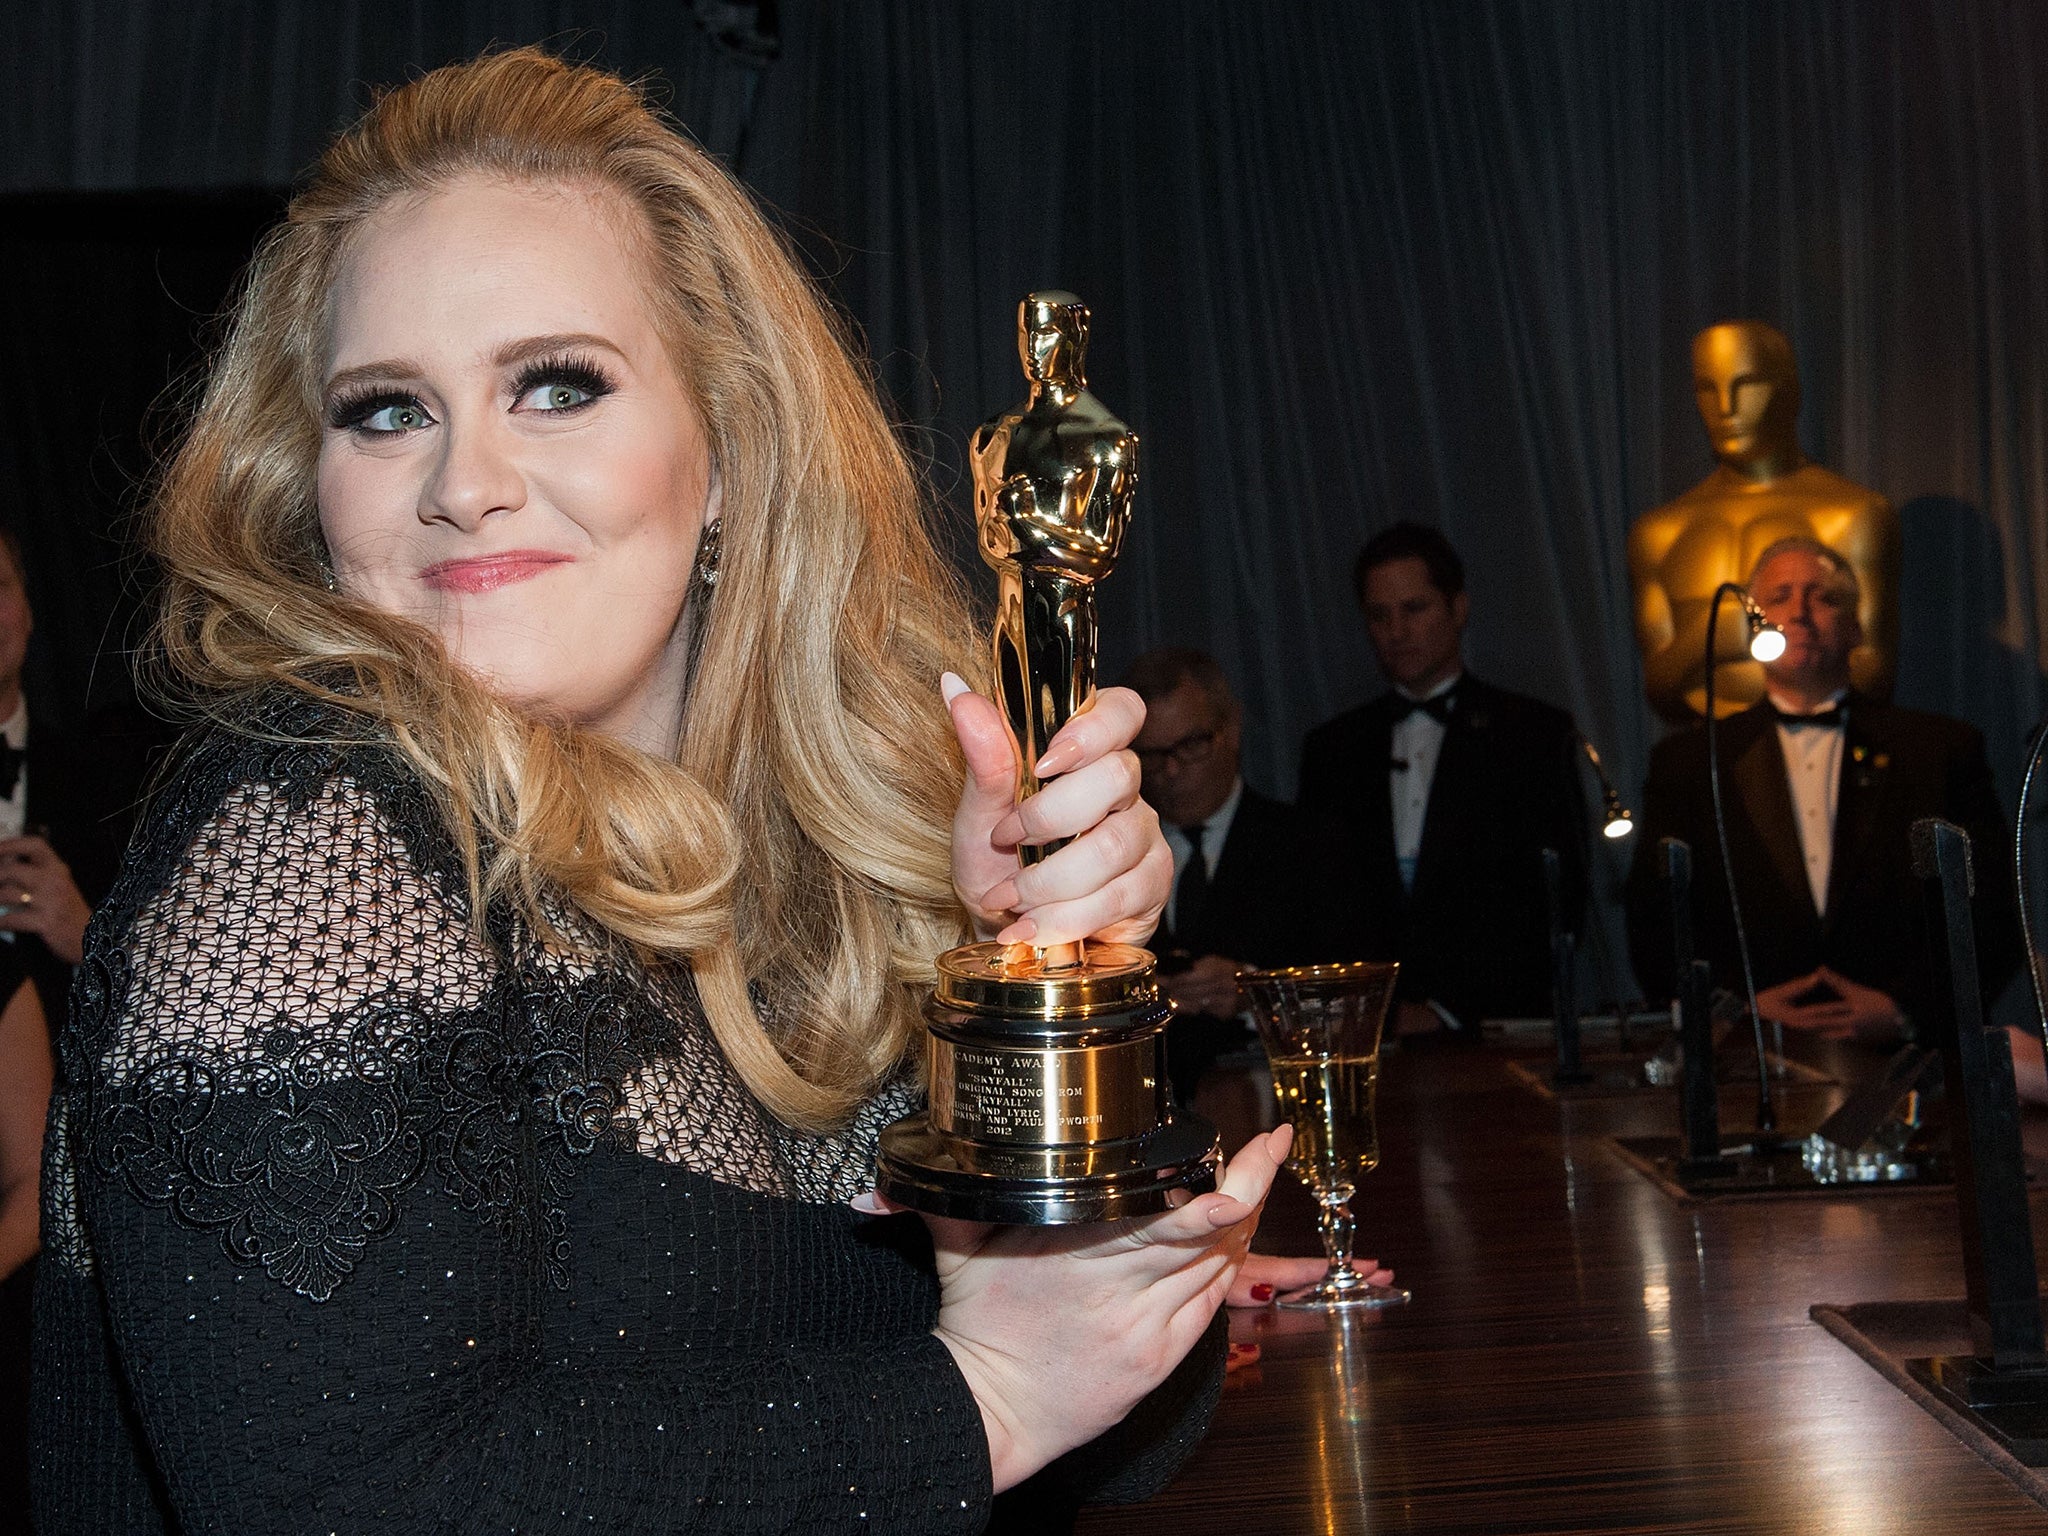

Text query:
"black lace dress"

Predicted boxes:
[[31, 693, 1221, 1534]]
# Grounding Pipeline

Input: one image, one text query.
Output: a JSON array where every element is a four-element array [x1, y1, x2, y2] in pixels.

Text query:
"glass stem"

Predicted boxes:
[[1319, 1192, 1363, 1291]]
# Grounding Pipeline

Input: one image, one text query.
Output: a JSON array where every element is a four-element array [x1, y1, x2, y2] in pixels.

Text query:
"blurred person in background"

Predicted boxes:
[[1628, 537, 2017, 1048], [1301, 523, 1585, 1039], [1125, 646, 1358, 1100]]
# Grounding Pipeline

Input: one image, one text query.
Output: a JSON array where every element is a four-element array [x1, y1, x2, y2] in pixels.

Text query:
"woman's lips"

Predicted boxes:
[[419, 551, 573, 595]]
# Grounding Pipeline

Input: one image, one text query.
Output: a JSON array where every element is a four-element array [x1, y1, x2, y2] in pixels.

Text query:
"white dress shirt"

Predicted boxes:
[[1389, 672, 1460, 893], [1770, 687, 1847, 917], [1163, 777, 1243, 934], [0, 698, 27, 841]]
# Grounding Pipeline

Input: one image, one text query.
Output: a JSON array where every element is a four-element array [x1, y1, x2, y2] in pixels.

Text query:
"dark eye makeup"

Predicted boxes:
[[326, 388, 432, 434], [511, 352, 616, 413], [324, 351, 618, 436]]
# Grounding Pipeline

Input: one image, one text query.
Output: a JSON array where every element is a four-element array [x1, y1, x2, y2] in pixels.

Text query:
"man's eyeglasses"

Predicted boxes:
[[1136, 728, 1217, 772]]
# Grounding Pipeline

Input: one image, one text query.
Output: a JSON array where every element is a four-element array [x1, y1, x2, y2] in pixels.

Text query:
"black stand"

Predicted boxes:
[[1902, 818, 2048, 1461], [1678, 957, 1727, 1176], [1543, 847, 1591, 1087], [1662, 838, 1734, 1179]]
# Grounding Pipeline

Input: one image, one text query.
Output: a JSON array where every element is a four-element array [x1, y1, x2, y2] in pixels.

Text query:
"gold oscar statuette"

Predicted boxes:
[[1628, 320, 1901, 721], [876, 292, 1222, 1224]]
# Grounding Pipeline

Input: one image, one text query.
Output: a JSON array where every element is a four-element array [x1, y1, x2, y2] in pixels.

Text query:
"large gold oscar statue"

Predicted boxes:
[[876, 292, 1219, 1224], [1628, 321, 1900, 720]]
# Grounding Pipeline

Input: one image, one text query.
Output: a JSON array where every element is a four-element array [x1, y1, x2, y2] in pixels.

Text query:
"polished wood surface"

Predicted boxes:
[[1075, 1044, 2048, 1534]]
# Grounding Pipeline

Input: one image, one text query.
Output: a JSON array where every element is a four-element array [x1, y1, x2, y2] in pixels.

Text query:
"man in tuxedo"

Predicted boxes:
[[1626, 536, 2017, 1039], [1299, 523, 1586, 1035], [1124, 647, 1355, 1098]]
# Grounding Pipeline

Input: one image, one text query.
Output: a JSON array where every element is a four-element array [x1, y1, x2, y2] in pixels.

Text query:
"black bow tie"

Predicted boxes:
[[1393, 690, 1456, 725], [1771, 702, 1846, 729]]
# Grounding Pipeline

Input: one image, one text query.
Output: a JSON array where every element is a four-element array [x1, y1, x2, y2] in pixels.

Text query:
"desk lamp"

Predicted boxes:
[[1704, 582, 1788, 1141], [1579, 735, 1635, 841]]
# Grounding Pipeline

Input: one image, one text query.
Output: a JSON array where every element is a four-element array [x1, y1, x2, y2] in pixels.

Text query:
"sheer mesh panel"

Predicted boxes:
[[51, 700, 908, 1302]]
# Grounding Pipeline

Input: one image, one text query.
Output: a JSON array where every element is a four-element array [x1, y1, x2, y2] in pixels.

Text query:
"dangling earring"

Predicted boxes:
[[694, 518, 722, 589], [680, 519, 723, 713]]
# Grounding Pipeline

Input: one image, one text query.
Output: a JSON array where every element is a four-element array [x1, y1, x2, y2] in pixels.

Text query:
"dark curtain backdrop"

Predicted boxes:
[[5, 1, 2045, 997]]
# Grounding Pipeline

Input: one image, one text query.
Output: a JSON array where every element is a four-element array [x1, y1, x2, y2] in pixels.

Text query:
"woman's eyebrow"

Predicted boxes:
[[322, 357, 425, 401], [322, 334, 629, 402], [491, 332, 629, 369]]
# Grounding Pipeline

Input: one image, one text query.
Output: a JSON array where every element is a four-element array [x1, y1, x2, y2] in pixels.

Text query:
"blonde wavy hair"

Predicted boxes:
[[148, 47, 982, 1129]]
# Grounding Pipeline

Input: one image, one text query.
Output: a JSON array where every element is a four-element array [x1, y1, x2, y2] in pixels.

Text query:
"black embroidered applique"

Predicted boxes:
[[53, 690, 902, 1304], [97, 1021, 426, 1302]]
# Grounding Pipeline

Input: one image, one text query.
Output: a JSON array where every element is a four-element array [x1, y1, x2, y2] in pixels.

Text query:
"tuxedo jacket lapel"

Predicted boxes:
[[1413, 694, 1481, 901], [1824, 699, 1889, 935], [1727, 709, 1816, 925], [1204, 792, 1263, 928], [1358, 706, 1404, 906]]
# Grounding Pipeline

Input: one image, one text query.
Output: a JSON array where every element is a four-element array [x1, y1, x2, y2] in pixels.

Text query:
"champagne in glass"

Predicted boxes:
[[1243, 962, 1410, 1309], [1270, 1052, 1379, 1194]]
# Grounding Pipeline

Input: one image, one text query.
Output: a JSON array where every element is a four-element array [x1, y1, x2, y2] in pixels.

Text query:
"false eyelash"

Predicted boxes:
[[510, 352, 615, 405], [326, 387, 426, 432]]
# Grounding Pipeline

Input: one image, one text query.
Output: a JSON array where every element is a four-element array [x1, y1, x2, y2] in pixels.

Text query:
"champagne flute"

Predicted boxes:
[[1242, 961, 1410, 1309]]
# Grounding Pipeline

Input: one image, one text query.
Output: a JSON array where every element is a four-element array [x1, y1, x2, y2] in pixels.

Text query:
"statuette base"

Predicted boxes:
[[877, 938, 1220, 1224], [875, 1113, 1220, 1225]]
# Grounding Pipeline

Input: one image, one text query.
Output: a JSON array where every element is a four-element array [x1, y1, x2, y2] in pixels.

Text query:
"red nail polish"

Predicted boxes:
[[1250, 1282, 1274, 1302]]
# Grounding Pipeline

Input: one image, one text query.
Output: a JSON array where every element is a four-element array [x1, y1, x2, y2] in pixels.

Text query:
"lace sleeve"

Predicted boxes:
[[87, 771, 499, 1299], [36, 731, 990, 1535]]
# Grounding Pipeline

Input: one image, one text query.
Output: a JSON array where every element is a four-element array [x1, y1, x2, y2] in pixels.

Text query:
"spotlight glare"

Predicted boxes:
[[1749, 625, 1787, 663], [1603, 811, 1635, 840]]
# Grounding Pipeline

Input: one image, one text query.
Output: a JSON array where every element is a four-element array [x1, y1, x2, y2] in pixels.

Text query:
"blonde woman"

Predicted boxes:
[[31, 48, 1287, 1535]]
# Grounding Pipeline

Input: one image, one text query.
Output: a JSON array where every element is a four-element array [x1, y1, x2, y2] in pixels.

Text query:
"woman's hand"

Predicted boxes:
[[922, 1126, 1290, 1493], [945, 673, 1170, 949], [1226, 1253, 1395, 1307]]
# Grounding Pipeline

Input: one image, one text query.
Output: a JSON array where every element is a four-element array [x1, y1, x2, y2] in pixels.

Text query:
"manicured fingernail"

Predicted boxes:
[[982, 879, 1019, 911], [991, 813, 1025, 846], [848, 1191, 892, 1214], [1034, 740, 1081, 776], [1250, 1283, 1274, 1302], [996, 917, 1037, 945], [940, 671, 971, 705]]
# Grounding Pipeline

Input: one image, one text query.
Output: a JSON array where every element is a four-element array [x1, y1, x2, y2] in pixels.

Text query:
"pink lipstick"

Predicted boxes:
[[419, 550, 572, 595]]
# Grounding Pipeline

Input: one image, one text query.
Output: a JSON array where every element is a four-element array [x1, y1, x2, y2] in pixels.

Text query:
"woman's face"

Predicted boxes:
[[316, 175, 714, 755]]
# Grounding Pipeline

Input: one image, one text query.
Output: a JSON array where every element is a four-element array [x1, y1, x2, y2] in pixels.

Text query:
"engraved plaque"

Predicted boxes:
[[929, 1036, 1165, 1146]]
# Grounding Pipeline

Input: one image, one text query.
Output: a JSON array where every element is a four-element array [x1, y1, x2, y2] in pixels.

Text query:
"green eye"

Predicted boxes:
[[525, 382, 593, 412], [511, 356, 612, 414], [365, 403, 429, 433]]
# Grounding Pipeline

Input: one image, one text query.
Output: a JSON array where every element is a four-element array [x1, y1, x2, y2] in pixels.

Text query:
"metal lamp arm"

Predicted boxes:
[[1579, 735, 1632, 833], [1705, 580, 1778, 1137], [2015, 723, 2048, 1059]]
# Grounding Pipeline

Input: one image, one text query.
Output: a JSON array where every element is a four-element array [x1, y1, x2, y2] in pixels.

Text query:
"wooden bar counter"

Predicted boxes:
[[1076, 1044, 2048, 1534]]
